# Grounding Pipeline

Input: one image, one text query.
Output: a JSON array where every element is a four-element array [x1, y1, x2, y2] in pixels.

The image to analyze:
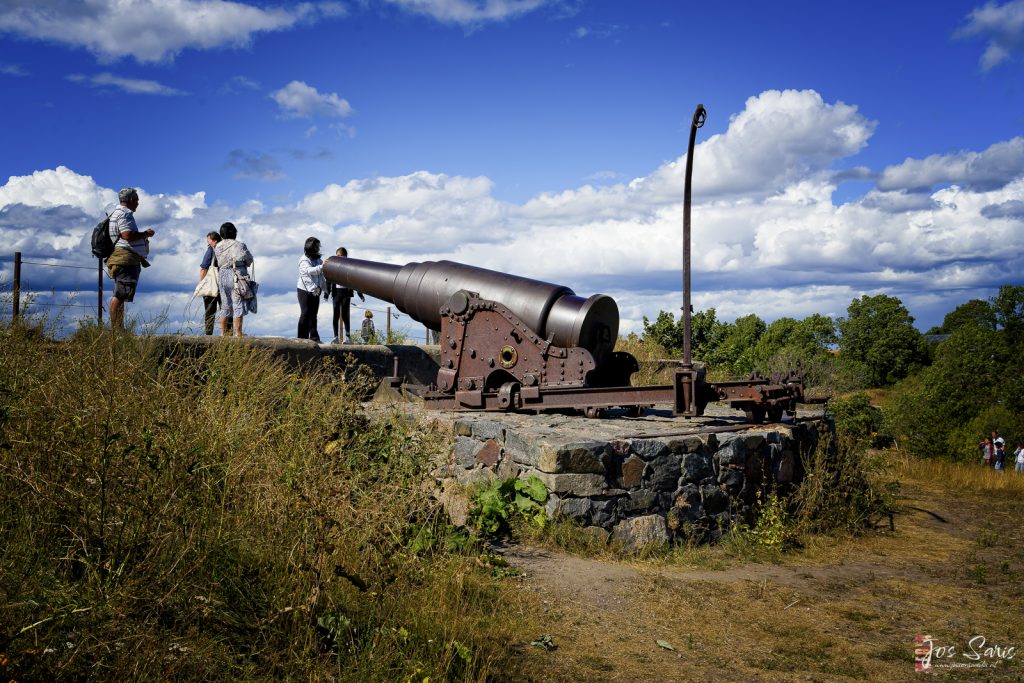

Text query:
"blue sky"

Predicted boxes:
[[1, 0, 1023, 339]]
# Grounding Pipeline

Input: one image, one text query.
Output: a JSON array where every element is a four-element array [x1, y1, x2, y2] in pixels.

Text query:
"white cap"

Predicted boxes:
[[995, 437, 1005, 445]]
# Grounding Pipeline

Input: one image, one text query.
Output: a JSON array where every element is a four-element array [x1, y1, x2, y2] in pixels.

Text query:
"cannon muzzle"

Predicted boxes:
[[323, 257, 619, 360]]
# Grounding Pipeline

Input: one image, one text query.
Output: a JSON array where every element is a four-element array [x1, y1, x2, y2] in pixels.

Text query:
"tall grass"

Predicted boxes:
[[0, 321, 536, 681], [892, 452, 1024, 498]]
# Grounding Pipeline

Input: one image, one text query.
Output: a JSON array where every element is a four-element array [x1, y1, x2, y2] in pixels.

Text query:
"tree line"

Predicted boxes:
[[638, 285, 1024, 461]]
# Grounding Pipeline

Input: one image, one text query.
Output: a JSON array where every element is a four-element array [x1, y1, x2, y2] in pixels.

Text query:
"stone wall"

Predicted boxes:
[[441, 409, 824, 548]]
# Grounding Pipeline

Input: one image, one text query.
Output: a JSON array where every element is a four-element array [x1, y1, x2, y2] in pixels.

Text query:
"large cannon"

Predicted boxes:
[[323, 256, 809, 420], [323, 258, 646, 413], [322, 258, 620, 364]]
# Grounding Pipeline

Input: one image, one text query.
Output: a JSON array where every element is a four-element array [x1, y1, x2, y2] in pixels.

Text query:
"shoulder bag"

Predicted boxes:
[[194, 264, 220, 298], [233, 257, 259, 314]]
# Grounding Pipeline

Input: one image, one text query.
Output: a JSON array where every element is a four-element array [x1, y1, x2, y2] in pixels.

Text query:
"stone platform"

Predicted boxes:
[[431, 405, 827, 548], [150, 335, 827, 548]]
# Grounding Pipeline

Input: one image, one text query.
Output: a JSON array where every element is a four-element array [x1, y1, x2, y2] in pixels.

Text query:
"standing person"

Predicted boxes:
[[328, 247, 365, 343], [994, 437, 1006, 471], [360, 309, 376, 343], [213, 222, 253, 337], [982, 437, 993, 467], [1015, 441, 1024, 474], [297, 237, 326, 342], [198, 231, 231, 335], [105, 187, 154, 330]]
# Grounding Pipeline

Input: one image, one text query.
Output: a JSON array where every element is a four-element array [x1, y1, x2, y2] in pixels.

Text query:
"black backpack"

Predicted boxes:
[[90, 212, 117, 259]]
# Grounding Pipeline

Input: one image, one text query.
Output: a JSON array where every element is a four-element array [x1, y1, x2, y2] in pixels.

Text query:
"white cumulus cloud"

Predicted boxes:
[[383, 0, 552, 25], [300, 171, 497, 225], [271, 80, 353, 119], [877, 137, 1024, 192], [0, 0, 343, 63], [0, 166, 116, 216]]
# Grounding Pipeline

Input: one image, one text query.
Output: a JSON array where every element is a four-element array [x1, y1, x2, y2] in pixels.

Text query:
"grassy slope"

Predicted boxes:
[[0, 324, 541, 682]]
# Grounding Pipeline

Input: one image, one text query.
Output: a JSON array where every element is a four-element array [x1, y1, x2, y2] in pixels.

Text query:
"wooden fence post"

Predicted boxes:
[[97, 257, 104, 323], [386, 306, 392, 342], [12, 251, 21, 322]]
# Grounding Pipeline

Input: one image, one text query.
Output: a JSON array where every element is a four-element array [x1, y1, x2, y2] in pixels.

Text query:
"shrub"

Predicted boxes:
[[793, 426, 898, 536]]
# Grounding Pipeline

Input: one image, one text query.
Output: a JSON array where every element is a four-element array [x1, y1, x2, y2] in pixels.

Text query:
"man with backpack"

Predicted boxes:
[[105, 187, 154, 329]]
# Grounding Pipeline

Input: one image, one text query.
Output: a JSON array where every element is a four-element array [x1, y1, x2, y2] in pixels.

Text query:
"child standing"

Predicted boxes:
[[361, 309, 376, 344]]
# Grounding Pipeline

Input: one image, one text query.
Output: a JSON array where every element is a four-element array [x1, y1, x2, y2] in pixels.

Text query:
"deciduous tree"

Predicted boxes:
[[934, 298, 996, 334], [838, 294, 928, 386]]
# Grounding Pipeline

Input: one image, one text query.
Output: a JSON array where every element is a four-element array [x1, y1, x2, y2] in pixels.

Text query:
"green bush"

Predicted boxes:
[[468, 476, 548, 538], [830, 393, 885, 449], [793, 427, 898, 536]]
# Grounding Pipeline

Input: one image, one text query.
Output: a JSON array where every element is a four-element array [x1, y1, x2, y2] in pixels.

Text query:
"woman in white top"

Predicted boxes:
[[297, 236, 326, 342]]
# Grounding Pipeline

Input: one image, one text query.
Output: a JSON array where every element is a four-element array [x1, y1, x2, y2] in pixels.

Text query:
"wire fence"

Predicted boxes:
[[5, 252, 438, 343], [8, 252, 106, 323]]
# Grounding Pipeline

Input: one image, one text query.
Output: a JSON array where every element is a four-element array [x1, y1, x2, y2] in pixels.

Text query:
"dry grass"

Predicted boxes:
[[900, 454, 1024, 497], [0, 320, 543, 682], [513, 451, 1024, 681], [614, 336, 677, 386]]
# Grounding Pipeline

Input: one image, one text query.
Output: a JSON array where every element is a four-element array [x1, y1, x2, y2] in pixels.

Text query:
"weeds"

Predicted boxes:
[[752, 490, 797, 549], [468, 476, 548, 537], [896, 455, 1024, 499]]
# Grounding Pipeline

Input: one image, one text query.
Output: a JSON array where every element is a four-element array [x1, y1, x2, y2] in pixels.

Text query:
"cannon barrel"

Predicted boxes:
[[323, 257, 619, 359]]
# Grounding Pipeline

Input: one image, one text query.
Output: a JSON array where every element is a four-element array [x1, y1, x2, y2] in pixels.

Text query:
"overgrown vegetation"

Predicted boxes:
[[3, 281, 1020, 679], [0, 320, 538, 681], [731, 394, 896, 555], [468, 476, 549, 538]]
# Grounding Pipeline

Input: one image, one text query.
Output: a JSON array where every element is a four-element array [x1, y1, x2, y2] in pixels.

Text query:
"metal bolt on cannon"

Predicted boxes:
[[323, 105, 818, 422]]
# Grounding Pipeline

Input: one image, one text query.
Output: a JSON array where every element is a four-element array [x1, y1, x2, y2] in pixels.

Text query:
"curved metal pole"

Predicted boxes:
[[682, 103, 706, 368]]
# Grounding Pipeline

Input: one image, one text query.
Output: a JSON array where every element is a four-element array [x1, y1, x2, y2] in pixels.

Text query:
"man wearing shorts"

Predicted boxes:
[[105, 187, 154, 329]]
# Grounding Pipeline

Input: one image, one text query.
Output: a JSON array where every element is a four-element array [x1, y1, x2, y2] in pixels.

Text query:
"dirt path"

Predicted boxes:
[[497, 480, 1024, 682]]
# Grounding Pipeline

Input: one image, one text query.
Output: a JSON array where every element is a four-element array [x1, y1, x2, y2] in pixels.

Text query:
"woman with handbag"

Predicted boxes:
[[213, 222, 254, 337], [197, 231, 233, 335], [297, 237, 326, 342]]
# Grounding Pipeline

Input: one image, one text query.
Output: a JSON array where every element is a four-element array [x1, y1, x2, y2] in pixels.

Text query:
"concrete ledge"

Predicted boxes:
[[151, 335, 442, 386]]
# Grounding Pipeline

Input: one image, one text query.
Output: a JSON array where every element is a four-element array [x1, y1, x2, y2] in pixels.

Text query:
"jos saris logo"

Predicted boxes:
[[914, 634, 1016, 673]]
